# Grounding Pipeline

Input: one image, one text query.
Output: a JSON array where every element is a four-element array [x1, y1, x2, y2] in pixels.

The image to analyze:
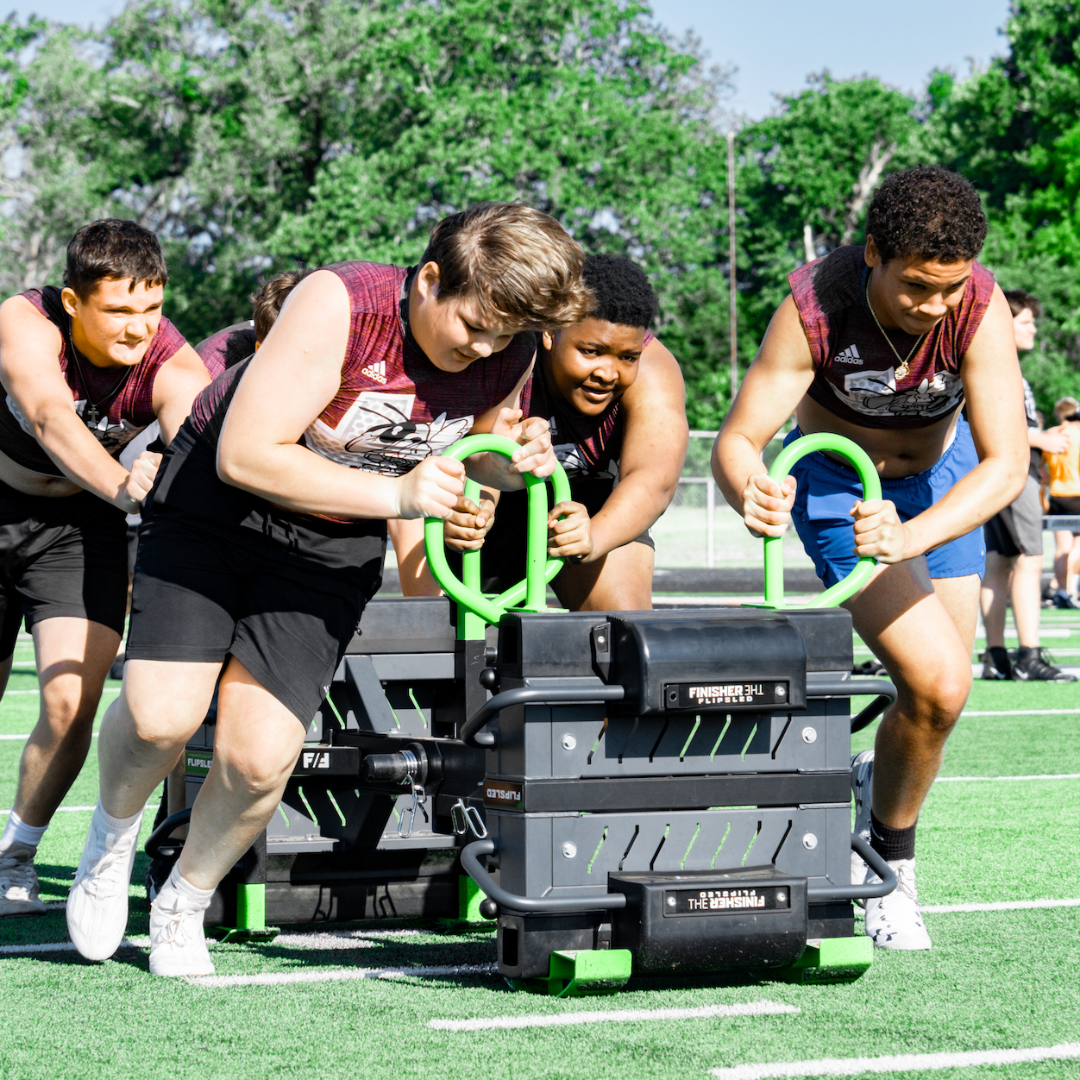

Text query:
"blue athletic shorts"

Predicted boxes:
[[783, 419, 986, 589]]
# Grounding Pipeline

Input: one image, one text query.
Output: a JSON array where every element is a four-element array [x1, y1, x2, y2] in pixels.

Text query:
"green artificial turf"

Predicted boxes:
[[1, 622, 1079, 1080]]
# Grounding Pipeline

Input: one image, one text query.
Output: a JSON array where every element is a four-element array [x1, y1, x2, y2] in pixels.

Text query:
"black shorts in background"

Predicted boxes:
[[127, 506, 385, 724], [446, 477, 653, 596], [0, 480, 128, 658]]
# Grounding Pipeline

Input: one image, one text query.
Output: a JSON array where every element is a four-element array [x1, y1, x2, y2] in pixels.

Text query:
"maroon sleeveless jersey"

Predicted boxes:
[[0, 286, 189, 475], [195, 321, 256, 378], [520, 331, 655, 481], [789, 246, 995, 429], [187, 262, 536, 476]]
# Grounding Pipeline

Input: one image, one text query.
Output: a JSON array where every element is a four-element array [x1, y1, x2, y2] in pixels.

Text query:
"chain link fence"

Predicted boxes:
[[652, 430, 816, 572]]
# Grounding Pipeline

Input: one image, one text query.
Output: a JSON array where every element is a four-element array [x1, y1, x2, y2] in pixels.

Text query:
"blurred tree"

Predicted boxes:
[[271, 0, 738, 425], [734, 76, 921, 359], [925, 0, 1080, 416]]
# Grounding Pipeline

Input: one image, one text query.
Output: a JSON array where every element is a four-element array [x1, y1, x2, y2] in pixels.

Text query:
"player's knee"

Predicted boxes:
[[39, 687, 99, 731], [900, 669, 970, 734], [215, 744, 293, 799], [124, 695, 199, 752]]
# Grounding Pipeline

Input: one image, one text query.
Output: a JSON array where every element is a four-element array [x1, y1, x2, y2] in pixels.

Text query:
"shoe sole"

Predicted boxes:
[[0, 902, 48, 917]]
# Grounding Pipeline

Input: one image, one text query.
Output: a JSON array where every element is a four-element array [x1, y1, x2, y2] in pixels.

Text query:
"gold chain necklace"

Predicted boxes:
[[865, 273, 925, 381]]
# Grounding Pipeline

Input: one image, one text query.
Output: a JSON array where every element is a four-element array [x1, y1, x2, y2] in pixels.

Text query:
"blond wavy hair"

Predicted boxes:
[[420, 203, 594, 332]]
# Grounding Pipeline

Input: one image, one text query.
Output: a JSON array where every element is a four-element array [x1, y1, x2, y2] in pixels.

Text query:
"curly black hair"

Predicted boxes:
[[866, 166, 987, 264], [582, 253, 658, 329]]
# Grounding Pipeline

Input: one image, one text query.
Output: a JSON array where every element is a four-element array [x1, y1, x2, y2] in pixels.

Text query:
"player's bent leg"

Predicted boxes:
[[845, 564, 978, 951], [67, 658, 220, 961], [850, 563, 976, 826], [1, 618, 119, 919], [388, 517, 441, 597], [0, 652, 12, 698], [16, 617, 120, 826], [552, 540, 654, 611], [978, 552, 1014, 679], [150, 657, 308, 977]]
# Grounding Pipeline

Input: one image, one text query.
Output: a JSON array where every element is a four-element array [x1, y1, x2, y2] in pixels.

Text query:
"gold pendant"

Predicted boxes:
[[895, 361, 909, 381]]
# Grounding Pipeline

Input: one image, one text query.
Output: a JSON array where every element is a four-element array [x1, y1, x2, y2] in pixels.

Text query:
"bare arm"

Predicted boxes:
[[548, 338, 688, 561], [711, 294, 815, 535], [0, 295, 145, 511], [886, 286, 1027, 557], [217, 270, 463, 520], [465, 358, 556, 489], [151, 343, 212, 444]]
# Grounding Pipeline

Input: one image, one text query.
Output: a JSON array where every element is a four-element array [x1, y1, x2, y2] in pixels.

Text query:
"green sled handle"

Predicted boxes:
[[424, 433, 572, 627], [761, 433, 882, 609]]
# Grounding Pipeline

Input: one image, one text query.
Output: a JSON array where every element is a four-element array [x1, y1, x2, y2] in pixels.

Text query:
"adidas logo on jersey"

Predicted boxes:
[[835, 344, 862, 365], [361, 360, 388, 384]]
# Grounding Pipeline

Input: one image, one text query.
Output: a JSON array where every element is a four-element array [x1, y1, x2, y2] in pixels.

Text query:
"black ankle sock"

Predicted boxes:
[[869, 810, 916, 862]]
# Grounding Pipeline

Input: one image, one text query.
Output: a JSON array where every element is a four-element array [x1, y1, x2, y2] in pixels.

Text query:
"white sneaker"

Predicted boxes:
[[863, 857, 931, 950], [0, 844, 47, 916], [149, 882, 214, 977], [66, 807, 143, 961], [850, 750, 874, 886]]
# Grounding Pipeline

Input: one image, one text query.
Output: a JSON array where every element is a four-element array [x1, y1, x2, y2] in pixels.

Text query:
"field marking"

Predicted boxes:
[[1, 688, 120, 696], [190, 962, 499, 988], [961, 708, 1080, 717], [429, 1000, 798, 1032], [0, 929, 416, 957], [0, 937, 150, 955], [936, 773, 1080, 782], [921, 898, 1080, 914], [710, 1042, 1080, 1079], [0, 805, 96, 815]]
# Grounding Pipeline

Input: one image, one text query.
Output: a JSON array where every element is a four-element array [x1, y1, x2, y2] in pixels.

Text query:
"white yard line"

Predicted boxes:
[[709, 1043, 1080, 1079], [921, 898, 1080, 914], [429, 1001, 798, 1032], [0, 929, 420, 957], [1, 688, 120, 695], [0, 805, 96, 815], [189, 962, 499, 988], [961, 708, 1080, 717], [0, 733, 100, 740], [936, 773, 1080, 782]]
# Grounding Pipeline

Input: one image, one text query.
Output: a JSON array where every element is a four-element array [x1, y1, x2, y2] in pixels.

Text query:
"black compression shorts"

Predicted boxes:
[[127, 506, 385, 724], [445, 477, 653, 596], [0, 479, 128, 658]]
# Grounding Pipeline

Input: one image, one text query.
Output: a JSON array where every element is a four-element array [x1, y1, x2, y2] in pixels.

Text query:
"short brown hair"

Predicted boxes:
[[1003, 288, 1041, 320], [420, 203, 593, 332], [1054, 397, 1080, 422], [64, 219, 168, 301], [252, 269, 314, 342]]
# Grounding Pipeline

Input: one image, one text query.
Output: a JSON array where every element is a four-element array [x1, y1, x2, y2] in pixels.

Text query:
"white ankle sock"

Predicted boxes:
[[97, 799, 142, 834], [0, 811, 47, 853], [164, 864, 215, 906]]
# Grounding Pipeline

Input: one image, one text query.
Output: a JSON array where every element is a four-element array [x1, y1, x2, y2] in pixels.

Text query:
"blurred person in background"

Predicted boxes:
[[980, 290, 1076, 680], [1043, 395, 1080, 609]]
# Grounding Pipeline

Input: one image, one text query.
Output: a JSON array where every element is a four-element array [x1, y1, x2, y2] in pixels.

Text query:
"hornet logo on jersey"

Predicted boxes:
[[360, 360, 388, 384], [835, 344, 862, 365]]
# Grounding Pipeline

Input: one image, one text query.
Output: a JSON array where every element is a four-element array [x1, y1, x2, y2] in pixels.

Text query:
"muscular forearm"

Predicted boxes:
[[903, 455, 1026, 558], [713, 430, 769, 514], [33, 404, 133, 508], [589, 475, 674, 558], [218, 442, 402, 519], [465, 453, 527, 491]]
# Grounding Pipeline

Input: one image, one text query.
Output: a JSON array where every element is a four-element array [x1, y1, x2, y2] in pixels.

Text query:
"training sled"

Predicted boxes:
[[146, 433, 898, 993]]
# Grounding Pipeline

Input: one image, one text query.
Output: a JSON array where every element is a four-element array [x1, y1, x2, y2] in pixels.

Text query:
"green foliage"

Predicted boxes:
[[925, 0, 1080, 417], [0, 0, 1077, 423]]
